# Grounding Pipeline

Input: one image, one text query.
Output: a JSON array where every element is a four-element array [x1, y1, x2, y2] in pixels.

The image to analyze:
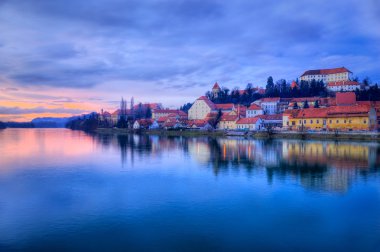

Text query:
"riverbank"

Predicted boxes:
[[94, 128, 380, 141]]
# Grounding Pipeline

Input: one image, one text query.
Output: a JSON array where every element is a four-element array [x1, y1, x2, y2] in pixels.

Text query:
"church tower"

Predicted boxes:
[[212, 82, 221, 98]]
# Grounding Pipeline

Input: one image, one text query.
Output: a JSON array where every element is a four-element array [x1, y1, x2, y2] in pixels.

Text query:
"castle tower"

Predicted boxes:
[[212, 82, 221, 98]]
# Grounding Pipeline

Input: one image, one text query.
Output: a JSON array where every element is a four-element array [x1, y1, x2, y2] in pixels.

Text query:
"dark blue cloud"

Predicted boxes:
[[0, 0, 379, 93]]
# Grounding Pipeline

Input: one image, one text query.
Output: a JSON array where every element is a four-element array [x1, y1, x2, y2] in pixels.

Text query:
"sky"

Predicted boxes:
[[0, 0, 379, 121]]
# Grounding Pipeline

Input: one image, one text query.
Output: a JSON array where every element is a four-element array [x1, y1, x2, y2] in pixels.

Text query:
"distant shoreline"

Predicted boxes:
[[94, 128, 380, 142]]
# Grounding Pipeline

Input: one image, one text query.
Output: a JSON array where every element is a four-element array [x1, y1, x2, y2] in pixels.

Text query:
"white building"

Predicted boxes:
[[246, 103, 263, 118], [327, 81, 361, 92], [188, 96, 216, 120], [300, 67, 352, 83], [255, 97, 281, 115], [236, 117, 263, 131]]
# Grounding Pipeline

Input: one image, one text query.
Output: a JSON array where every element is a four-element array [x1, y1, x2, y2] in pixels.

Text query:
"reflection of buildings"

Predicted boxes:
[[282, 141, 373, 169], [91, 133, 380, 193]]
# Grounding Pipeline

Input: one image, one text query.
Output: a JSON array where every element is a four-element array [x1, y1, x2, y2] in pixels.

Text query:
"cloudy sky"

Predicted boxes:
[[0, 0, 379, 121]]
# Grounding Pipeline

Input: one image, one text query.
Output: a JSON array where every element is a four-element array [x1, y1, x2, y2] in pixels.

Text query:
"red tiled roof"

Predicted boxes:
[[189, 119, 209, 127], [247, 104, 262, 110], [336, 92, 356, 105], [257, 88, 266, 94], [215, 103, 234, 110], [153, 109, 181, 114], [236, 117, 260, 124], [261, 97, 281, 103], [301, 67, 352, 77], [102, 111, 111, 116], [205, 112, 218, 119], [212, 82, 220, 90], [327, 105, 370, 116], [238, 90, 247, 95], [258, 114, 283, 120], [136, 119, 153, 127], [220, 113, 239, 121], [290, 97, 321, 102], [327, 81, 360, 87], [291, 81, 298, 89], [291, 105, 371, 119], [157, 116, 169, 123], [198, 96, 216, 110]]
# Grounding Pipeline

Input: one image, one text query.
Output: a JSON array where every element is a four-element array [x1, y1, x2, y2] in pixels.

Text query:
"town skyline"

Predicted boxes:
[[1, 0, 380, 121]]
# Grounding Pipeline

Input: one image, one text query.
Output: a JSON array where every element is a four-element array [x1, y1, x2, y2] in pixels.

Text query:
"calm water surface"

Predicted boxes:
[[0, 129, 380, 252]]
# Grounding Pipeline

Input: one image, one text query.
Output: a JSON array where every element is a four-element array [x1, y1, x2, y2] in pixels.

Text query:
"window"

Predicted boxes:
[[299, 120, 302, 125], [316, 120, 319, 124], [304, 120, 306, 124], [344, 120, 346, 123], [292, 121, 295, 126], [329, 120, 332, 124], [310, 120, 313, 124], [349, 120, 352, 123], [364, 120, 367, 124], [336, 120, 339, 123]]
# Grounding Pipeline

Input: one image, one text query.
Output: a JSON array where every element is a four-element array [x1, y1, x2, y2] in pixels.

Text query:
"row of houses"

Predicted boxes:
[[100, 90, 378, 132]]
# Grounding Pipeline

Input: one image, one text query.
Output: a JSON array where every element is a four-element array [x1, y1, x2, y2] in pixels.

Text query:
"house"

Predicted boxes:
[[286, 105, 377, 131], [336, 92, 356, 106], [236, 117, 263, 131], [215, 103, 235, 112], [255, 97, 281, 114], [188, 120, 213, 130], [327, 81, 360, 92], [152, 109, 187, 120], [188, 96, 216, 120], [149, 120, 160, 129], [133, 119, 153, 129], [300, 67, 352, 83], [217, 112, 239, 130], [258, 114, 283, 129], [246, 103, 263, 117], [162, 117, 187, 129]]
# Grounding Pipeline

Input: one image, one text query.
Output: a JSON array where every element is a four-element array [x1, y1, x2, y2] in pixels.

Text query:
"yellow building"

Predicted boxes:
[[284, 105, 377, 131], [217, 111, 239, 130]]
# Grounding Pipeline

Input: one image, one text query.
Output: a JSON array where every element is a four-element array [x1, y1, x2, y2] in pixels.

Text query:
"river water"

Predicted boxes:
[[0, 129, 379, 251]]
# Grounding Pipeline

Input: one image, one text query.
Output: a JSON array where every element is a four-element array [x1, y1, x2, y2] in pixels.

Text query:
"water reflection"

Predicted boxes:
[[90, 133, 380, 193], [1, 129, 380, 251]]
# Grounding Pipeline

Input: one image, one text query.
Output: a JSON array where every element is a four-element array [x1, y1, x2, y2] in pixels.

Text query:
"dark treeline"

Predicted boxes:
[[0, 121, 6, 129], [205, 83, 263, 106], [265, 77, 328, 98], [66, 113, 99, 131], [355, 84, 380, 101], [3, 122, 35, 128]]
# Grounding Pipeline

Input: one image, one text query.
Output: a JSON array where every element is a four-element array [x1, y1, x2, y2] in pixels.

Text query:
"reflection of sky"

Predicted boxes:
[[0, 129, 380, 251]]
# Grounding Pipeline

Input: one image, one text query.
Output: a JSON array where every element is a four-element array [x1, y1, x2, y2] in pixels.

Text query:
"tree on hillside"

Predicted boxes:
[[180, 103, 192, 113], [265, 76, 275, 97], [314, 100, 320, 108], [293, 102, 299, 109], [145, 107, 152, 118], [304, 100, 309, 109]]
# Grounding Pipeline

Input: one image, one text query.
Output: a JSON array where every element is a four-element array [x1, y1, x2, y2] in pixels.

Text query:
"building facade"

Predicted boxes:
[[188, 96, 215, 120], [327, 81, 360, 92], [300, 67, 352, 83], [246, 104, 263, 118]]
